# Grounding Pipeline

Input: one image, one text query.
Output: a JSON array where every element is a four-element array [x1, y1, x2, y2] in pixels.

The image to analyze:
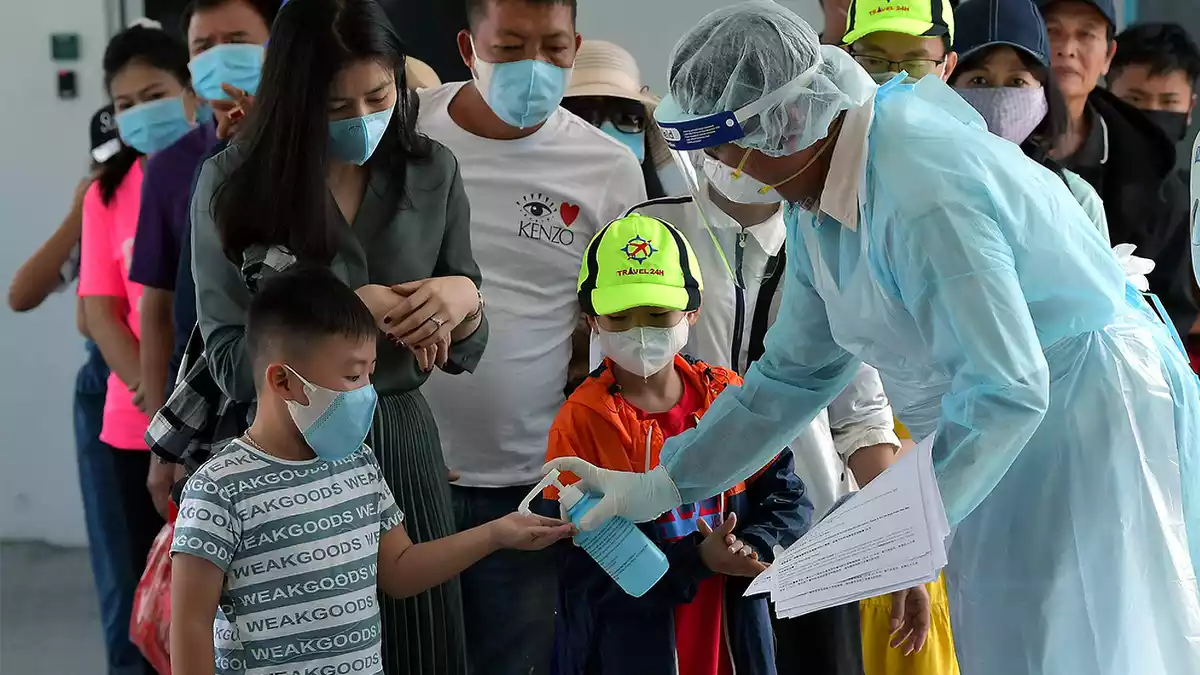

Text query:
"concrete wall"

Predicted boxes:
[[0, 0, 115, 545]]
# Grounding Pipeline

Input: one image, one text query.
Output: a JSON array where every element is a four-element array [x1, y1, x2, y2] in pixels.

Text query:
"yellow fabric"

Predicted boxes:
[[895, 418, 912, 440], [860, 574, 960, 675]]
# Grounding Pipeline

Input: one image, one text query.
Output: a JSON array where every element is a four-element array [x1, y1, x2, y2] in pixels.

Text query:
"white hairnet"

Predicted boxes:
[[666, 0, 876, 156]]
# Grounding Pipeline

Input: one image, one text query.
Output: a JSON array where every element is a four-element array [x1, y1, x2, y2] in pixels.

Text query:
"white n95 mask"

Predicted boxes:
[[598, 319, 690, 378], [704, 157, 783, 205]]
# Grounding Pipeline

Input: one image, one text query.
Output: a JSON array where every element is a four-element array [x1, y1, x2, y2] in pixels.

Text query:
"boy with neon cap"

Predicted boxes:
[[546, 214, 811, 675], [842, 0, 959, 84]]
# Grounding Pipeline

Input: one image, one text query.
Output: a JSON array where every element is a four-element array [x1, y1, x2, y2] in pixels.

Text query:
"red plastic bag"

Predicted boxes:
[[131, 505, 177, 674]]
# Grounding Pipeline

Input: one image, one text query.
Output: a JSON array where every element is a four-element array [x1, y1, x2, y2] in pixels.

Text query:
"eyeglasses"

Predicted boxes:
[[561, 97, 648, 134], [851, 54, 945, 77]]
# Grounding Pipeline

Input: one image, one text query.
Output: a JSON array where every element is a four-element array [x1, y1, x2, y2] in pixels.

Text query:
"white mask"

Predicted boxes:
[[597, 319, 690, 378], [704, 157, 784, 205]]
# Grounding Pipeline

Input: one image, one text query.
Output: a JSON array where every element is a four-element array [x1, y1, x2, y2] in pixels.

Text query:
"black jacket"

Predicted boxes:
[[1074, 88, 1196, 335]]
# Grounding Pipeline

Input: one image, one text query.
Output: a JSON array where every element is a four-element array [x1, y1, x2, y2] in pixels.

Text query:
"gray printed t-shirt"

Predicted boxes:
[[172, 439, 404, 675]]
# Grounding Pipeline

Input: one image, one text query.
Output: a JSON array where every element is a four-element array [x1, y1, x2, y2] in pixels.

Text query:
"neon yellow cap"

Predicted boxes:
[[842, 0, 956, 46], [577, 213, 703, 317]]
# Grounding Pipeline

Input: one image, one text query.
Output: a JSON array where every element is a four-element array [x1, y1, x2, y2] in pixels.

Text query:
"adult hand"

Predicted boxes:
[[488, 512, 574, 551], [411, 335, 451, 372], [72, 170, 100, 210], [697, 513, 769, 578], [147, 460, 175, 520], [382, 276, 478, 350], [889, 584, 932, 656], [540, 459, 682, 530], [212, 84, 253, 140], [130, 380, 146, 413]]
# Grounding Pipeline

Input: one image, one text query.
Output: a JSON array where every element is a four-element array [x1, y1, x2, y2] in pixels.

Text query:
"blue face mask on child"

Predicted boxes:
[[328, 107, 394, 165], [600, 122, 646, 163], [471, 38, 572, 129], [189, 43, 265, 101], [115, 97, 194, 154], [284, 366, 378, 461]]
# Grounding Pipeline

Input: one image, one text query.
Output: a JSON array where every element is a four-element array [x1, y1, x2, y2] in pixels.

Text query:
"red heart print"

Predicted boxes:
[[560, 202, 580, 227]]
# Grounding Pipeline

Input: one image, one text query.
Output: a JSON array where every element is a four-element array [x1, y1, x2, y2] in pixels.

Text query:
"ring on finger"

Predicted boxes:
[[427, 315, 446, 329]]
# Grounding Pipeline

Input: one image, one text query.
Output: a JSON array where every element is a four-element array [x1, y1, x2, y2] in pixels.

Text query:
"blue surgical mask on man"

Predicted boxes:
[[599, 121, 646, 163], [115, 97, 194, 154], [471, 38, 573, 129], [189, 43, 265, 101], [284, 365, 378, 461], [328, 107, 394, 165]]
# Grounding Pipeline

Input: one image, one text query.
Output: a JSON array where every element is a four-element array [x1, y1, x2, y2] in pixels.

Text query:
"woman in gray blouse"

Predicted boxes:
[[189, 1, 485, 672]]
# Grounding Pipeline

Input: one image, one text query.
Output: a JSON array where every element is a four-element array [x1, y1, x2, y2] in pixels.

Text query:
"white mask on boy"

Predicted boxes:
[[597, 319, 690, 378]]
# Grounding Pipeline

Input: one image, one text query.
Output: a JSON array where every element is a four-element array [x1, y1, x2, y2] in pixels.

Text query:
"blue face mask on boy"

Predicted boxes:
[[115, 97, 194, 154], [328, 106, 394, 165], [189, 43, 265, 101], [284, 366, 378, 461], [599, 122, 646, 163], [471, 38, 573, 129]]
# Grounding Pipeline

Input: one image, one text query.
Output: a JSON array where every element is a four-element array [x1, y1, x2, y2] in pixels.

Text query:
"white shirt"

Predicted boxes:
[[417, 83, 647, 487], [626, 191, 900, 515]]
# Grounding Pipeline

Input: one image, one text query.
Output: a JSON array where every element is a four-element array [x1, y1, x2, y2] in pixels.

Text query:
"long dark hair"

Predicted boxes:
[[956, 46, 1070, 169], [99, 25, 191, 205], [214, 0, 430, 264]]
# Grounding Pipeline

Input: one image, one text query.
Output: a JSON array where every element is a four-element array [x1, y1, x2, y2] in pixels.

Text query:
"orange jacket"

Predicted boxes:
[[546, 354, 748, 499]]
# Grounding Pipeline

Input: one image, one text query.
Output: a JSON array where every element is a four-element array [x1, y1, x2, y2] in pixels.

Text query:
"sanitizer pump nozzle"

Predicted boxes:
[[518, 469, 583, 514]]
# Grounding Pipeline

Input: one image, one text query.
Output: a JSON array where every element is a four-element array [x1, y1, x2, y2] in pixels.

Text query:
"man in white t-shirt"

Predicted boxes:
[[416, 1, 646, 673]]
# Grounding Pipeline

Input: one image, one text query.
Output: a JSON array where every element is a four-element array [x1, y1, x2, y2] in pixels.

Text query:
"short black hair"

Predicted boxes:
[[465, 0, 577, 27], [1112, 22, 1200, 90], [180, 0, 280, 37], [245, 266, 377, 383]]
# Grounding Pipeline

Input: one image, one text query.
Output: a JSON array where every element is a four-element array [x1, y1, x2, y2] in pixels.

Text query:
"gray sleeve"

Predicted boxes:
[[190, 157, 257, 402], [435, 149, 488, 374]]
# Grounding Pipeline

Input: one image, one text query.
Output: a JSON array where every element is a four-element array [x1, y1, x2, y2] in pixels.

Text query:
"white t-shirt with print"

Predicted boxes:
[[417, 82, 648, 487]]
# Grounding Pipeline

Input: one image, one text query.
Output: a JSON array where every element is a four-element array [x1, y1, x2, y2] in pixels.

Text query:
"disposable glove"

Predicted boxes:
[[540, 460, 683, 530]]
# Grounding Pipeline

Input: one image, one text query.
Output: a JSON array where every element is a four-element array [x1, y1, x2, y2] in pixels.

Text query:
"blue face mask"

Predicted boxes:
[[189, 43, 265, 101], [600, 122, 646, 163], [195, 102, 215, 125], [472, 41, 572, 129], [328, 107, 394, 165], [115, 97, 194, 154], [284, 366, 378, 461]]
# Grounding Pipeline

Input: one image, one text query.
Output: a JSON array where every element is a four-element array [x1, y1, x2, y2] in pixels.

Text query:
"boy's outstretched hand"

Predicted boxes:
[[697, 513, 768, 578], [489, 513, 575, 551]]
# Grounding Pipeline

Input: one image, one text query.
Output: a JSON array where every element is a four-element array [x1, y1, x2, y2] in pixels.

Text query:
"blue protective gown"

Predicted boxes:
[[660, 77, 1200, 674]]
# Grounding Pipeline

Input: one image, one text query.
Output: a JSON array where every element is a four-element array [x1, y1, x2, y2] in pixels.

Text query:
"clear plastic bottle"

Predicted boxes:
[[519, 469, 669, 597]]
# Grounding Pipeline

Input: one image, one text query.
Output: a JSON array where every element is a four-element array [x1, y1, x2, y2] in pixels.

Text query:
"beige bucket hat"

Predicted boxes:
[[565, 40, 672, 170]]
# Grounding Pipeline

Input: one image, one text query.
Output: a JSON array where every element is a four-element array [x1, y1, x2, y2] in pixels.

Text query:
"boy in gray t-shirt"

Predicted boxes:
[[170, 268, 571, 675]]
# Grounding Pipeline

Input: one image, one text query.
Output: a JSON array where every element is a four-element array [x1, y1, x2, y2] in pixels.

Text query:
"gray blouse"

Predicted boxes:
[[190, 139, 488, 403]]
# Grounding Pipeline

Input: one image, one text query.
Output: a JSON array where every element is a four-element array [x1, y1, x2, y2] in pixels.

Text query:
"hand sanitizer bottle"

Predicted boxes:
[[519, 469, 668, 597]]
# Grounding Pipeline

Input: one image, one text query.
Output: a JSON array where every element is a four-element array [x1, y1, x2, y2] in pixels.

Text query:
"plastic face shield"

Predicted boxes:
[[652, 65, 819, 280]]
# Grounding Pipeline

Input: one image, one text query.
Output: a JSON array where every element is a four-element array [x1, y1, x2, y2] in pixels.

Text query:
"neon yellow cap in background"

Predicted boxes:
[[842, 0, 956, 46]]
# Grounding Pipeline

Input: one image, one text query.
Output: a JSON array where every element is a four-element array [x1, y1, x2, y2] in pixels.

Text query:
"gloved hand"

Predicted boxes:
[[1112, 243, 1156, 292], [540, 460, 683, 530]]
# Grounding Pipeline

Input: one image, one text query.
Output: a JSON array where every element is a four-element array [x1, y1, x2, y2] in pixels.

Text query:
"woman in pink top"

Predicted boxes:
[[79, 23, 199, 614]]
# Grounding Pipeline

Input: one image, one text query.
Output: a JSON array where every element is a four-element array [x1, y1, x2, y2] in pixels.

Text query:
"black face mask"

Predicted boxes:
[[1141, 109, 1190, 142]]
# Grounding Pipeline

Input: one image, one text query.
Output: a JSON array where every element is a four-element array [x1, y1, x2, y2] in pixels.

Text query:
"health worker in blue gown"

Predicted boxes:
[[548, 3, 1200, 675]]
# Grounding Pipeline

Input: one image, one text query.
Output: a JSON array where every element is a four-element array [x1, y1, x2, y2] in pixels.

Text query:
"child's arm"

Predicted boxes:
[[376, 514, 571, 597], [736, 449, 814, 563], [170, 554, 224, 675]]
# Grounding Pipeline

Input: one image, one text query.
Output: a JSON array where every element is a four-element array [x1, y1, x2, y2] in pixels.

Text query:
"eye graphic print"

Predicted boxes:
[[518, 192, 556, 222]]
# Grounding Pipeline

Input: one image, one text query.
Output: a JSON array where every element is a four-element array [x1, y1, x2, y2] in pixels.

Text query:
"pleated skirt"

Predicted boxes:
[[370, 390, 468, 675]]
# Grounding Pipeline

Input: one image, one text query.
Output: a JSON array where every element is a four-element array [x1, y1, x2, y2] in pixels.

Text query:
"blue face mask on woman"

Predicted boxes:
[[599, 122, 646, 163], [284, 365, 378, 461], [115, 97, 194, 154], [328, 106, 394, 165], [472, 40, 572, 129], [189, 43, 265, 100]]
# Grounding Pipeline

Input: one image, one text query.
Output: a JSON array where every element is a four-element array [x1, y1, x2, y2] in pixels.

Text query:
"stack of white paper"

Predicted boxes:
[[745, 436, 950, 619]]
